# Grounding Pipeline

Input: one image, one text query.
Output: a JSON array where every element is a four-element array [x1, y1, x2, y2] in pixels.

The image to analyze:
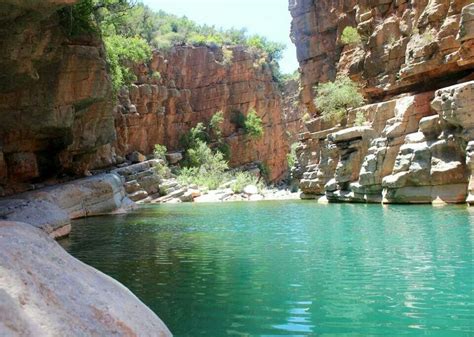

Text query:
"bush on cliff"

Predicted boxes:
[[341, 27, 361, 45], [104, 35, 152, 91], [209, 111, 224, 140], [244, 109, 264, 139], [179, 123, 209, 152], [314, 75, 365, 123]]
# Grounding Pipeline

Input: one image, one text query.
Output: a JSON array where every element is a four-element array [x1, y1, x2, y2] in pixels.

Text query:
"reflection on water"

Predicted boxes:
[[62, 201, 474, 337]]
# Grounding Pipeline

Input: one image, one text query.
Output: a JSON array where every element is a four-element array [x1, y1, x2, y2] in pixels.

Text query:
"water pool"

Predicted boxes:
[[62, 201, 474, 336]]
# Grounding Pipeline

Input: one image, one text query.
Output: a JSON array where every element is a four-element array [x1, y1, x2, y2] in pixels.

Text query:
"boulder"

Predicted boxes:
[[243, 185, 259, 195], [180, 190, 194, 202], [165, 152, 183, 165], [0, 221, 171, 337], [127, 151, 147, 164]]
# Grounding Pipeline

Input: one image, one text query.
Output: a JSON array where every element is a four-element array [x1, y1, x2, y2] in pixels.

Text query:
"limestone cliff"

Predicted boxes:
[[114, 46, 290, 182], [290, 0, 474, 204]]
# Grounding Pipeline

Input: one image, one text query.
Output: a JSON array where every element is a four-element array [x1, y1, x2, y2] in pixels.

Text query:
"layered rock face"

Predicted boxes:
[[114, 46, 290, 181], [290, 0, 474, 107], [291, 1, 474, 204], [0, 1, 117, 196], [281, 78, 306, 145]]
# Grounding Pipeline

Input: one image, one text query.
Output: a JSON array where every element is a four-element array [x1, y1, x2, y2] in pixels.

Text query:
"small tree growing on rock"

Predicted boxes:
[[341, 27, 361, 45], [244, 109, 264, 139], [314, 75, 365, 124]]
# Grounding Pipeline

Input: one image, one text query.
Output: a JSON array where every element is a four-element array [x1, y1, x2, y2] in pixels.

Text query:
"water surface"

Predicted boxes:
[[63, 201, 474, 336]]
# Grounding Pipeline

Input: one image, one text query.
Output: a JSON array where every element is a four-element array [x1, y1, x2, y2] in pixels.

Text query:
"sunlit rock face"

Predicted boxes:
[[0, 0, 116, 195], [291, 0, 474, 108], [114, 46, 291, 181], [290, 0, 474, 203]]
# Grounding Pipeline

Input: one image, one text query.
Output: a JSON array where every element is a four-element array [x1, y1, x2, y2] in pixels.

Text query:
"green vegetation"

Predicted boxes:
[[221, 47, 234, 65], [302, 112, 311, 123], [177, 141, 229, 190], [231, 172, 263, 193], [287, 143, 299, 169], [160, 108, 265, 190], [209, 111, 224, 139], [179, 122, 208, 152], [153, 144, 170, 176], [151, 71, 161, 82], [244, 109, 264, 139], [58, 0, 96, 37], [341, 27, 361, 45], [153, 144, 167, 160], [231, 110, 246, 129], [59, 0, 289, 91], [419, 30, 436, 45], [257, 162, 270, 182], [314, 75, 365, 123], [230, 109, 265, 139], [354, 111, 366, 126], [104, 35, 152, 91]]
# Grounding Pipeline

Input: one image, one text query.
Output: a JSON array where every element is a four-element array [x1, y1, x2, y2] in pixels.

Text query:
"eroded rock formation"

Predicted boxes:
[[291, 1, 474, 204], [114, 46, 290, 181]]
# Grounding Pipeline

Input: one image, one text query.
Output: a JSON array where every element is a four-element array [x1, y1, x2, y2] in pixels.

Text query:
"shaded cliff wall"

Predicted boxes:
[[0, 0, 116, 195], [114, 46, 291, 181], [290, 0, 474, 204]]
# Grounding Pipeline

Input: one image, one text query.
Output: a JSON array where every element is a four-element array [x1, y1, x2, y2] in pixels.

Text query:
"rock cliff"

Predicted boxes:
[[0, 0, 117, 196], [114, 46, 290, 181], [291, 0, 474, 204]]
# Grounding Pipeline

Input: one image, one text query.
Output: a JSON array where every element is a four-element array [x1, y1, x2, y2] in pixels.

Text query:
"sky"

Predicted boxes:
[[140, 0, 299, 74]]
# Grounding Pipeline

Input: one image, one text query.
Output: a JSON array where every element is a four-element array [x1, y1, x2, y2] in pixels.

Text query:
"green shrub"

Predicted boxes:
[[257, 162, 270, 181], [314, 75, 365, 123], [209, 111, 224, 139], [341, 27, 361, 45], [177, 141, 230, 189], [185, 140, 227, 170], [104, 35, 152, 91], [153, 144, 167, 160], [302, 112, 311, 122], [179, 122, 208, 150], [244, 109, 264, 139], [222, 47, 234, 65], [231, 110, 246, 129], [216, 141, 231, 160], [231, 171, 262, 193], [151, 71, 161, 82], [154, 160, 170, 177], [58, 0, 96, 37]]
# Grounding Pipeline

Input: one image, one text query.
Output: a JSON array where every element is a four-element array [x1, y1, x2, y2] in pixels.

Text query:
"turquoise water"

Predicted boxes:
[[62, 201, 474, 337]]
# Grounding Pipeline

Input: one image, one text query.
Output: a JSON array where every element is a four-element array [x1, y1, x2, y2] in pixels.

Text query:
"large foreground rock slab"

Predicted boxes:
[[0, 221, 172, 337]]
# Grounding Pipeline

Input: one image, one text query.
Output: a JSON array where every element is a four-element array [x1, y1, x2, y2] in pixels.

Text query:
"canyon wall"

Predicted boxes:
[[0, 8, 294, 196], [114, 46, 290, 182], [290, 0, 474, 204], [0, 0, 116, 195]]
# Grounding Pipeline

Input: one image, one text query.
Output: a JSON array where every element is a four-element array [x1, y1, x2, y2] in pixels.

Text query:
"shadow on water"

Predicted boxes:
[[62, 201, 474, 337]]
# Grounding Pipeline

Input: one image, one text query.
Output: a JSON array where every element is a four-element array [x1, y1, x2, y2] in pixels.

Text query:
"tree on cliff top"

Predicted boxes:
[[314, 75, 365, 123]]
